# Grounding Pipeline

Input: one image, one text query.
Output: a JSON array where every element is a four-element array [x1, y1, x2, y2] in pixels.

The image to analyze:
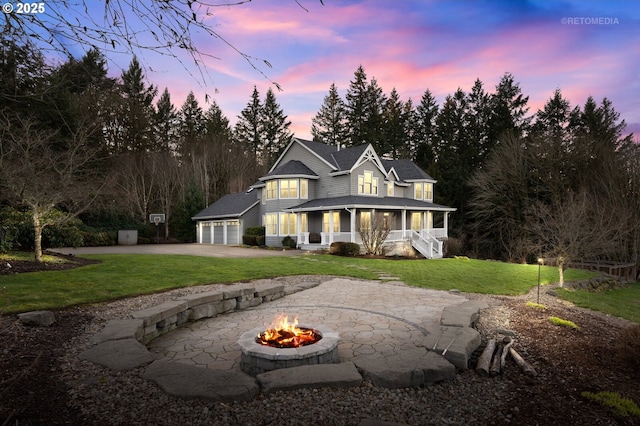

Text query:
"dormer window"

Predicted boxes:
[[358, 171, 378, 195], [387, 182, 394, 197], [414, 182, 433, 201]]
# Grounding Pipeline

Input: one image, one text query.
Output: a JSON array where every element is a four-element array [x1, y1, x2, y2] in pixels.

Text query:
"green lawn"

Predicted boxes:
[[557, 284, 640, 323], [2, 252, 633, 323]]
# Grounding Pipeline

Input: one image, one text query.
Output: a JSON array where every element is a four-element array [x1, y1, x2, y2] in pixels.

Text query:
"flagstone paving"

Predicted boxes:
[[147, 278, 474, 372]]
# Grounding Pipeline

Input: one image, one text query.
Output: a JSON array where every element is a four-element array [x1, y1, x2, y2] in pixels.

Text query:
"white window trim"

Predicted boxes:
[[358, 170, 379, 195]]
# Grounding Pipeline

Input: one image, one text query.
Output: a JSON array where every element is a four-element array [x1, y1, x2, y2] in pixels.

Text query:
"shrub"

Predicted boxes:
[[549, 316, 579, 330], [256, 235, 265, 246], [444, 237, 464, 257], [309, 232, 321, 244], [81, 231, 116, 246], [242, 235, 258, 246], [245, 226, 265, 236], [281, 235, 297, 249], [526, 301, 546, 310], [43, 224, 84, 248], [330, 241, 360, 256]]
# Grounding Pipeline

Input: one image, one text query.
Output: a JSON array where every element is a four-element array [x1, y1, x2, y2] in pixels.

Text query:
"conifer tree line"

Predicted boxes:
[[1, 32, 639, 268], [312, 65, 639, 269]]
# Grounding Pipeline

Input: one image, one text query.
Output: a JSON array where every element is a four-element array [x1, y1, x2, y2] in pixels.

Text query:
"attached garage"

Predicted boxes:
[[192, 192, 260, 245], [201, 224, 212, 244]]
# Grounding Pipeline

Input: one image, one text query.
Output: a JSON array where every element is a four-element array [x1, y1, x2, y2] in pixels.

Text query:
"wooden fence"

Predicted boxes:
[[545, 258, 639, 281]]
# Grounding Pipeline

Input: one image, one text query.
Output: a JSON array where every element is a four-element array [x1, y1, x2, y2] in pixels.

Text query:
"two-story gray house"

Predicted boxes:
[[192, 138, 455, 258]]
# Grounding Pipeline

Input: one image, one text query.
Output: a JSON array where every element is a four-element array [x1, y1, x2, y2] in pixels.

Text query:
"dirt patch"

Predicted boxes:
[[0, 252, 100, 275]]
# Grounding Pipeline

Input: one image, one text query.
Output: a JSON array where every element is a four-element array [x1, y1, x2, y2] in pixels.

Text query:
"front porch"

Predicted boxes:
[[298, 228, 448, 258], [292, 208, 451, 259]]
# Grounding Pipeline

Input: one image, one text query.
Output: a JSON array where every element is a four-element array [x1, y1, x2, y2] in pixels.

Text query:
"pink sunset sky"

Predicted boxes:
[[45, 0, 640, 139]]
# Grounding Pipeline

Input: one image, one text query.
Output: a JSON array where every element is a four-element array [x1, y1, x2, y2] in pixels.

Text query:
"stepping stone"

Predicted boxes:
[[353, 348, 455, 388], [423, 326, 481, 369], [440, 300, 488, 327], [256, 362, 362, 395], [80, 339, 155, 370], [90, 319, 144, 344], [143, 361, 259, 402]]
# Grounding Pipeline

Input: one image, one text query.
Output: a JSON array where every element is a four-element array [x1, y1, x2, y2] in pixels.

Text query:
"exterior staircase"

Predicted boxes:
[[410, 230, 444, 259]]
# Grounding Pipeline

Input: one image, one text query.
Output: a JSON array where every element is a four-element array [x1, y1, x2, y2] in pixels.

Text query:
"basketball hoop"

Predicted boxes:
[[149, 214, 165, 244]]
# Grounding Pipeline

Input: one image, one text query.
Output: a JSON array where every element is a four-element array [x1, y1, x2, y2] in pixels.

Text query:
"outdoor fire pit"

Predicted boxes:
[[238, 315, 339, 376]]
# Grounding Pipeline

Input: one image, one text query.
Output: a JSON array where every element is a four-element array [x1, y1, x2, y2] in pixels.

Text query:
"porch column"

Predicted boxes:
[[209, 221, 214, 244], [223, 220, 228, 245], [350, 208, 357, 242], [329, 209, 334, 244], [444, 212, 449, 236], [401, 209, 407, 238], [198, 222, 202, 243], [296, 213, 302, 244]]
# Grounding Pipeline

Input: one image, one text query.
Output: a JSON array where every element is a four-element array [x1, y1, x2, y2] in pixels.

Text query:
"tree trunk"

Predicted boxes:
[[557, 257, 565, 287], [32, 208, 43, 263]]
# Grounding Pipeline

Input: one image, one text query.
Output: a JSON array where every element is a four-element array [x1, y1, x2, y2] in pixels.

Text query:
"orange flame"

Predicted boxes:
[[256, 314, 320, 348]]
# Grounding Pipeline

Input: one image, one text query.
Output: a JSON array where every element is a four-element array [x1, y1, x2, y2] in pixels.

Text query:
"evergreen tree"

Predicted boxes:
[[261, 87, 293, 165], [204, 100, 232, 141], [177, 91, 205, 156], [488, 72, 530, 142], [364, 77, 387, 152], [154, 88, 179, 152], [311, 82, 348, 147], [529, 89, 578, 199], [382, 87, 408, 159], [413, 89, 439, 173], [345, 65, 369, 147], [118, 56, 157, 152], [173, 179, 205, 242], [234, 86, 263, 158], [433, 88, 471, 231], [466, 79, 492, 164]]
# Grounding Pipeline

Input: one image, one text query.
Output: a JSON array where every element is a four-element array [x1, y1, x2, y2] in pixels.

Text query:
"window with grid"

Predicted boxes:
[[322, 212, 340, 233], [279, 213, 297, 235], [279, 179, 298, 199], [265, 213, 277, 235], [358, 171, 378, 195], [266, 181, 277, 200]]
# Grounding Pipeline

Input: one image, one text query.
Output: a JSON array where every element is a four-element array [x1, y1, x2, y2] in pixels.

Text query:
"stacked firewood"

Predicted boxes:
[[476, 335, 537, 377]]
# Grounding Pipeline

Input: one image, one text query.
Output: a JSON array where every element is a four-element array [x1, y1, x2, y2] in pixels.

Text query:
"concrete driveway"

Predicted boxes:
[[50, 244, 303, 258]]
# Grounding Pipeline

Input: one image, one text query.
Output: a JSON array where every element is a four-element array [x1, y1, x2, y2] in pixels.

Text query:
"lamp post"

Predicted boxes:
[[537, 258, 543, 304]]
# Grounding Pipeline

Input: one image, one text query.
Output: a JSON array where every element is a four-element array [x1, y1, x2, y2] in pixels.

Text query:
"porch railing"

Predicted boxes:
[[311, 228, 447, 246]]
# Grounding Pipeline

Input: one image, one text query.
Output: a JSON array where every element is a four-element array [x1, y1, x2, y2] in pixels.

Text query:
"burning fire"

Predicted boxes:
[[256, 315, 321, 348]]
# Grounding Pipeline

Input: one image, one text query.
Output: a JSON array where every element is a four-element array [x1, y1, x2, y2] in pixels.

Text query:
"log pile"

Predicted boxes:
[[476, 335, 536, 377]]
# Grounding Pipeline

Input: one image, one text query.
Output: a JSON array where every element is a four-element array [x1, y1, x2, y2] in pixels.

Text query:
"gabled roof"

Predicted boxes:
[[382, 159, 435, 182], [267, 137, 435, 184], [261, 160, 319, 180], [191, 192, 259, 220]]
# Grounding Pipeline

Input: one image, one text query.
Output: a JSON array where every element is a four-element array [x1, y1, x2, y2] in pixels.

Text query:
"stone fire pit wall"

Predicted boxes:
[[129, 283, 286, 344], [238, 325, 340, 376]]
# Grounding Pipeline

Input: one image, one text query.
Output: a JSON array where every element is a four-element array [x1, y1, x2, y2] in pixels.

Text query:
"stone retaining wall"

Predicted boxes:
[[94, 283, 285, 345]]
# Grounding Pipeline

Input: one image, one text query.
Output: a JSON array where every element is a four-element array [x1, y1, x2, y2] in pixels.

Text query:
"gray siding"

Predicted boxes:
[[350, 163, 386, 197]]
